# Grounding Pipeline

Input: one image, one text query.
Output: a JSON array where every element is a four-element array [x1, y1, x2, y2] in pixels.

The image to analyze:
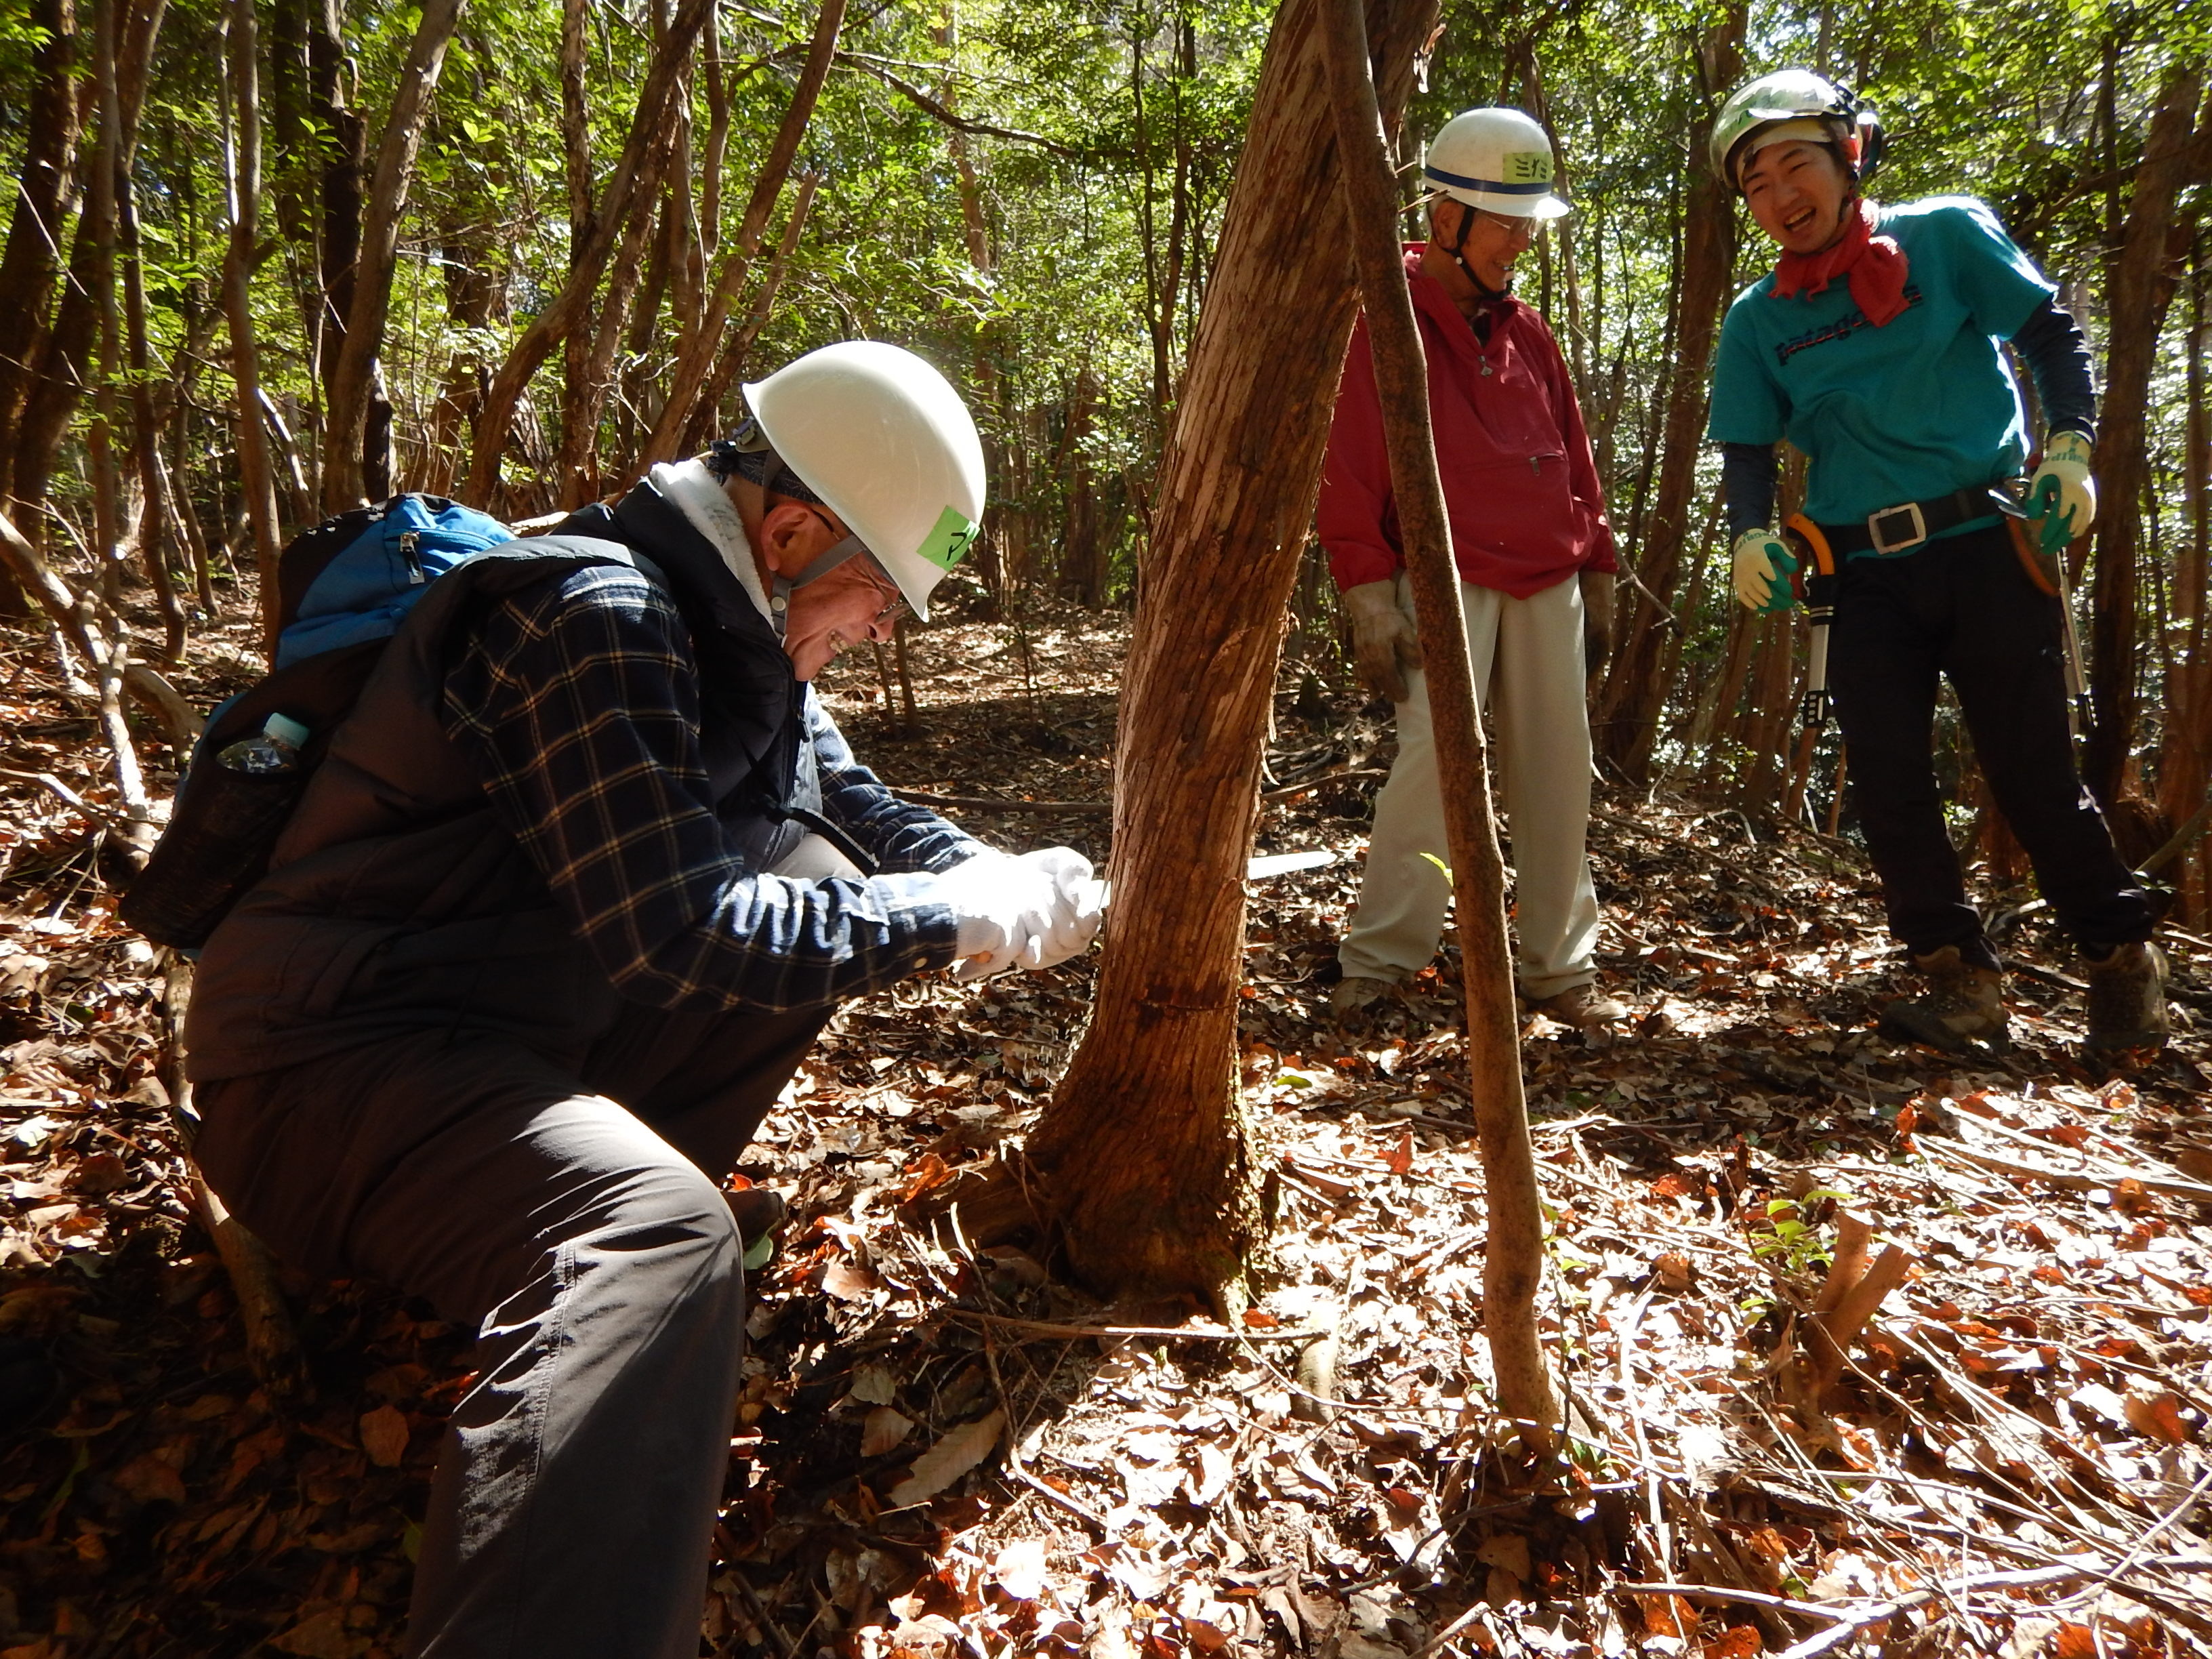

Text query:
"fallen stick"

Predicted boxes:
[[945, 1309, 1328, 1343], [892, 790, 1111, 815], [890, 766, 1388, 817], [1929, 1140, 2212, 1206], [1621, 1557, 2130, 1657]]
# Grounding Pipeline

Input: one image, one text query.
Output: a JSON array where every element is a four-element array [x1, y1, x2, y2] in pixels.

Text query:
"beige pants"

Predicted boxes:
[[1338, 571, 1600, 1000]]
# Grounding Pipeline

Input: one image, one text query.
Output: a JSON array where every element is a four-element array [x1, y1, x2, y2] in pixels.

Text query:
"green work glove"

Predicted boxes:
[[1730, 527, 1798, 614], [1340, 579, 1422, 703], [2028, 430, 2096, 552]]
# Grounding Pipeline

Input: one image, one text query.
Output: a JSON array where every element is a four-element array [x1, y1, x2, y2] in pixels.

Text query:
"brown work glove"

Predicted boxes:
[[1340, 579, 1422, 703], [1578, 569, 1615, 676]]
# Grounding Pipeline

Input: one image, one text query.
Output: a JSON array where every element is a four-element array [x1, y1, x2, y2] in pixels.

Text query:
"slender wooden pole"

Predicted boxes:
[[1318, 0, 1559, 1456]]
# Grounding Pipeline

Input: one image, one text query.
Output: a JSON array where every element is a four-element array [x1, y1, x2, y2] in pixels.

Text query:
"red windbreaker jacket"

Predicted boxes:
[[1318, 247, 1618, 598]]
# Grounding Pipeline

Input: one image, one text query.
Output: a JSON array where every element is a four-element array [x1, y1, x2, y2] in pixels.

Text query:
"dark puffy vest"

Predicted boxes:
[[184, 484, 816, 1082]]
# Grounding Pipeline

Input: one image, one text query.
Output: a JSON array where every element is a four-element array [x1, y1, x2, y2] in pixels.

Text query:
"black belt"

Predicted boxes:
[[1817, 485, 2015, 558]]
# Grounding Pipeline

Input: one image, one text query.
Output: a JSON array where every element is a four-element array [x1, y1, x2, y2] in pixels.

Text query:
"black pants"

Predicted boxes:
[[1828, 521, 2152, 968], [193, 1000, 829, 1659]]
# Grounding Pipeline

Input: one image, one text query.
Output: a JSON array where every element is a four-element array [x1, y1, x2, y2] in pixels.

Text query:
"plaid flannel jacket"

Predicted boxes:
[[441, 562, 979, 1013]]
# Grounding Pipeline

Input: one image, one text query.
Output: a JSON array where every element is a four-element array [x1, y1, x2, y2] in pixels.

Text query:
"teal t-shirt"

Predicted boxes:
[[1706, 197, 2055, 536]]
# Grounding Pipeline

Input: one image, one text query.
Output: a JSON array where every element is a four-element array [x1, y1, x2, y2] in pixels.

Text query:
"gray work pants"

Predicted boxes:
[[192, 1000, 828, 1659], [1338, 571, 1601, 998]]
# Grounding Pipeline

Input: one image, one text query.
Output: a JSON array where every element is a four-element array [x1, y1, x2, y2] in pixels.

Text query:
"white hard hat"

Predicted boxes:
[[741, 340, 987, 621], [1711, 70, 1884, 192], [1421, 107, 1569, 221]]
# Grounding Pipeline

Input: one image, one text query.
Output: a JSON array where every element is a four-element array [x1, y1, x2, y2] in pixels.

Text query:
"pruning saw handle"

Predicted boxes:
[[1784, 514, 1839, 731]]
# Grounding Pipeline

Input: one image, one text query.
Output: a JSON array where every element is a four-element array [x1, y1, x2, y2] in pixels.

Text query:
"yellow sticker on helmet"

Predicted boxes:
[[1502, 150, 1553, 183], [916, 506, 980, 571]]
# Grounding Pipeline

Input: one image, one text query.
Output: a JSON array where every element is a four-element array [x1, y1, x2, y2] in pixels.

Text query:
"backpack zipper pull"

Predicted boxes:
[[1530, 455, 1541, 476], [399, 530, 425, 585]]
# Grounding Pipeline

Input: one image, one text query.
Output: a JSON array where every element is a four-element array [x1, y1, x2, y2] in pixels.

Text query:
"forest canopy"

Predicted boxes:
[[0, 0, 2205, 904]]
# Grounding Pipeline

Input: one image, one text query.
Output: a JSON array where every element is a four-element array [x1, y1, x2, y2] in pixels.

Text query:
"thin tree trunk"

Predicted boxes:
[[1594, 7, 1744, 782], [86, 0, 127, 607], [1027, 0, 1437, 1305], [461, 0, 712, 505], [2161, 232, 2211, 926], [1322, 0, 1558, 1454], [2083, 66, 2210, 807], [559, 128, 682, 501], [0, 0, 85, 541], [314, 0, 366, 417], [221, 0, 285, 657], [121, 126, 186, 658], [0, 508, 199, 747], [628, 0, 846, 481], [678, 173, 820, 457], [8, 0, 161, 544], [321, 0, 467, 511]]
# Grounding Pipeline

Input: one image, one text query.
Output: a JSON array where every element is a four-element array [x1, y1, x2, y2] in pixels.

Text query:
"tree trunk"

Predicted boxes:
[[320, 0, 466, 511], [559, 133, 684, 501], [1320, 0, 1559, 1452], [1594, 9, 1742, 783], [221, 0, 285, 657], [628, 0, 846, 481], [1025, 0, 1437, 1305], [2160, 231, 2211, 926], [315, 0, 367, 412], [0, 0, 85, 538], [461, 0, 712, 505], [8, 0, 162, 544], [86, 0, 127, 609], [678, 173, 820, 457], [2083, 66, 2210, 808], [119, 95, 186, 658]]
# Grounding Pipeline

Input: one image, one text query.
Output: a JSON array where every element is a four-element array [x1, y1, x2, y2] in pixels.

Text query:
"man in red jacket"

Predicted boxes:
[[1322, 106, 1622, 1029]]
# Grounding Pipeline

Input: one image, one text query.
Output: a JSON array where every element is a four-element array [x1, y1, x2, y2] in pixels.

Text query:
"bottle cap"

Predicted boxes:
[[263, 713, 310, 750]]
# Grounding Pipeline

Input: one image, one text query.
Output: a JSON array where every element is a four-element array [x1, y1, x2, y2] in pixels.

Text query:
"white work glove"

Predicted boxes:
[[935, 848, 1101, 981], [2028, 430, 2096, 542], [1340, 579, 1421, 703], [1731, 527, 1798, 614], [1011, 846, 1104, 969]]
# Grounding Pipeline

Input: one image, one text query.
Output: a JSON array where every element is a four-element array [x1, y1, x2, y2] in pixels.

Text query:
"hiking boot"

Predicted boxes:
[[725, 1185, 788, 1270], [1877, 945, 2007, 1054], [1528, 983, 1628, 1031], [2081, 941, 2169, 1059], [1329, 975, 1397, 1019]]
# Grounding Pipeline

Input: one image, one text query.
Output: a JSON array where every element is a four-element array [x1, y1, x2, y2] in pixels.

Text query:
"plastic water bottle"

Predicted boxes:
[[216, 713, 309, 777]]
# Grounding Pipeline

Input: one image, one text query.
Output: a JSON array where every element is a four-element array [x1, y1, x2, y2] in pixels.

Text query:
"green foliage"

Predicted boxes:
[[0, 0, 2200, 728]]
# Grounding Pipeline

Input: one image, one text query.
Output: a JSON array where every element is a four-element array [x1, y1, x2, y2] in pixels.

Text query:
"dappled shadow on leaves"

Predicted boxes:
[[2, 600, 2210, 1655]]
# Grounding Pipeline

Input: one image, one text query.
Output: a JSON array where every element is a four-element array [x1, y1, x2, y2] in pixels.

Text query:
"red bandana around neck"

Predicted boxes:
[[1771, 197, 1909, 326]]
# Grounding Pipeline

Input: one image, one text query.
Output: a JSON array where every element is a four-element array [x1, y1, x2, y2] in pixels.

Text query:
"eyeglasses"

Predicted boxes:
[[1471, 209, 1541, 245], [806, 507, 909, 629]]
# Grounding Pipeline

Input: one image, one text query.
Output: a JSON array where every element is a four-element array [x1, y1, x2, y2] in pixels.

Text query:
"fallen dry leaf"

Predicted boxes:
[[860, 1406, 914, 1458], [358, 1405, 409, 1469], [887, 1408, 1005, 1507]]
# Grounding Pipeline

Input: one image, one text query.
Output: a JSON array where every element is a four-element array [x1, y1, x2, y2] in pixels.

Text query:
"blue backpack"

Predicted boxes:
[[123, 495, 517, 949]]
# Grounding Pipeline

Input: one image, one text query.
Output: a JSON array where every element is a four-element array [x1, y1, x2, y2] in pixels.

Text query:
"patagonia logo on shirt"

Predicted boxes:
[[1772, 285, 1925, 367]]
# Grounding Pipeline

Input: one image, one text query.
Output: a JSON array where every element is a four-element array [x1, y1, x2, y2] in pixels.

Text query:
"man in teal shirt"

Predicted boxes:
[[1704, 70, 2164, 1062]]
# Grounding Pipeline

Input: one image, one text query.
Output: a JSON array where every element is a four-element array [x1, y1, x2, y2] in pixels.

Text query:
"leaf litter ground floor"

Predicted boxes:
[[1, 600, 2209, 1658]]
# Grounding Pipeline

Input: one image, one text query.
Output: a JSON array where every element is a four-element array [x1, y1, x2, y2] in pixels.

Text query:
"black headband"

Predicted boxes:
[[704, 430, 826, 507]]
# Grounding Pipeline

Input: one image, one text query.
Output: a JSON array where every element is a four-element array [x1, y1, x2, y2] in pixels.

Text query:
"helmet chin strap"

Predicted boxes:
[[767, 534, 867, 640], [716, 428, 872, 640], [1441, 201, 1513, 303]]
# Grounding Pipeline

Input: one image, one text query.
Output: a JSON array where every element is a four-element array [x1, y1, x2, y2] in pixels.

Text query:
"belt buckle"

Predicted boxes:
[[1868, 501, 1927, 555]]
